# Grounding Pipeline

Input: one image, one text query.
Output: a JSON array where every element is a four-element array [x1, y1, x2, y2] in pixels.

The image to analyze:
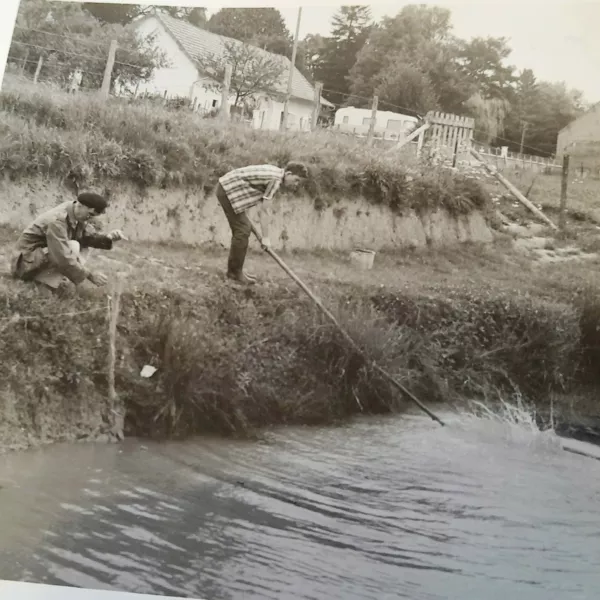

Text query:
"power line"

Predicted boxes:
[[10, 40, 104, 62], [12, 25, 111, 51]]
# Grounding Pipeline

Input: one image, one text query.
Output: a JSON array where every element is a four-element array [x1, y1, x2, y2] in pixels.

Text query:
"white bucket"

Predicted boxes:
[[350, 248, 376, 270]]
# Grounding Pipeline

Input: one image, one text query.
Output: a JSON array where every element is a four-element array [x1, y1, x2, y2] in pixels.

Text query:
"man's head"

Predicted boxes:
[[282, 161, 309, 190], [74, 192, 108, 222]]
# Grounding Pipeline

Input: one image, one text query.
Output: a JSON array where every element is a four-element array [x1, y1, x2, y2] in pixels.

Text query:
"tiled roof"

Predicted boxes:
[[148, 11, 334, 107]]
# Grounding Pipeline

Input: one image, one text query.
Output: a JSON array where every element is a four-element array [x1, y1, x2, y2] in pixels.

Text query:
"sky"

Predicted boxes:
[[206, 1, 600, 104]]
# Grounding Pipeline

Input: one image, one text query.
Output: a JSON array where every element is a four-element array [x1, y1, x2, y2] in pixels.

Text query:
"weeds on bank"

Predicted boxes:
[[0, 77, 490, 216], [3, 274, 600, 440]]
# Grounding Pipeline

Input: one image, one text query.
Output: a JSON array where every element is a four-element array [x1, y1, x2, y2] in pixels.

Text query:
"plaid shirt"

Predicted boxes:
[[218, 164, 284, 214]]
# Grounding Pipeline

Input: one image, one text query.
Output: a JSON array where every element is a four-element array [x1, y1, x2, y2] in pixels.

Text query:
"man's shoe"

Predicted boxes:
[[227, 271, 257, 285]]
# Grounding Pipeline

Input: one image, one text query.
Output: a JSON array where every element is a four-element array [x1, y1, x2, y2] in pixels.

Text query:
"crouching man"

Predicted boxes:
[[10, 191, 125, 291], [216, 161, 309, 285]]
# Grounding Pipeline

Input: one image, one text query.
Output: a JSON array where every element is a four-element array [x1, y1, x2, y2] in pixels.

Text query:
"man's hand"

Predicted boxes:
[[107, 229, 127, 242], [260, 237, 271, 251], [88, 271, 108, 286]]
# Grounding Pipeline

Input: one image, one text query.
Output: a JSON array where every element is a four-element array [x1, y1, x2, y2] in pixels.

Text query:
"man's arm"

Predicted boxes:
[[46, 221, 91, 285], [80, 232, 114, 250], [257, 178, 282, 246]]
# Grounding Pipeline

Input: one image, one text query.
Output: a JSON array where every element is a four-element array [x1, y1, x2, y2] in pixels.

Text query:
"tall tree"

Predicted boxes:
[[456, 36, 516, 100], [465, 94, 511, 144], [374, 61, 439, 115], [312, 5, 372, 106], [347, 5, 470, 113], [206, 8, 291, 57]]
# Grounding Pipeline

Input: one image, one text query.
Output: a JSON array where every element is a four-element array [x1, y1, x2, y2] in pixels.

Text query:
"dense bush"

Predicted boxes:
[[0, 77, 491, 215]]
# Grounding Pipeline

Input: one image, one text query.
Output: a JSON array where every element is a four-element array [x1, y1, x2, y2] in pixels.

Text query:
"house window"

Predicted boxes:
[[212, 99, 217, 108], [362, 117, 372, 126], [342, 116, 349, 124], [299, 117, 304, 129], [386, 119, 404, 131]]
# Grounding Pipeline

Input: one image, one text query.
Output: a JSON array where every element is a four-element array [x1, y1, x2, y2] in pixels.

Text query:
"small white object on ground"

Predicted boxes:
[[140, 365, 157, 378], [350, 248, 376, 270]]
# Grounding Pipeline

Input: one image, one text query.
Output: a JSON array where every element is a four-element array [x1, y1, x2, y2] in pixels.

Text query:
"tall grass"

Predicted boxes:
[[3, 260, 600, 444], [0, 76, 490, 215]]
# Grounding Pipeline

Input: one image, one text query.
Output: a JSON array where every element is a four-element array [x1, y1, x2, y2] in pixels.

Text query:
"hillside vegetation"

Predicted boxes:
[[0, 77, 490, 216]]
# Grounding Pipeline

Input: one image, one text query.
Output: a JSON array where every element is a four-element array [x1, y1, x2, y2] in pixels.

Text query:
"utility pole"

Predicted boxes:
[[519, 120, 529, 155], [281, 7, 302, 131], [366, 95, 378, 146]]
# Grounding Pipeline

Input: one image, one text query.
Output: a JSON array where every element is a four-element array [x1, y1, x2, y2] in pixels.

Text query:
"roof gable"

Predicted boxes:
[[145, 11, 333, 107]]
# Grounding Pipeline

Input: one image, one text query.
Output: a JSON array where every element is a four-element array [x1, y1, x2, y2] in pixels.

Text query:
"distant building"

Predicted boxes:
[[333, 106, 419, 140], [130, 10, 334, 131], [556, 102, 600, 164]]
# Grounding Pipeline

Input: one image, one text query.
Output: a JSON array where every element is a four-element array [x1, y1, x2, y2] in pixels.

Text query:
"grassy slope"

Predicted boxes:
[[0, 75, 490, 216]]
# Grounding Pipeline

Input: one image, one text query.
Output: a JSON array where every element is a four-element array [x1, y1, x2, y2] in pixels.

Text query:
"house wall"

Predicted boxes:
[[251, 96, 314, 132], [133, 17, 198, 100], [334, 107, 418, 138], [556, 103, 600, 165], [132, 17, 315, 127]]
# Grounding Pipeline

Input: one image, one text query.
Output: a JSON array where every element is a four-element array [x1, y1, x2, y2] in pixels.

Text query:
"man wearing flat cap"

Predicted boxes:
[[216, 161, 310, 285], [10, 191, 126, 290]]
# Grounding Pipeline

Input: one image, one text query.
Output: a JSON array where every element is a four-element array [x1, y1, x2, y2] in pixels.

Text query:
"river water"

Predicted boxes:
[[1, 411, 599, 600]]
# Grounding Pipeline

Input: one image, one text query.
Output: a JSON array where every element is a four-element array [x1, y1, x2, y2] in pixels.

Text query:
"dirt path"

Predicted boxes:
[[1, 224, 598, 302]]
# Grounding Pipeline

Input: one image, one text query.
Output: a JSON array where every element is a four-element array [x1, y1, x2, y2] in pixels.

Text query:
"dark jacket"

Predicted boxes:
[[11, 201, 113, 284]]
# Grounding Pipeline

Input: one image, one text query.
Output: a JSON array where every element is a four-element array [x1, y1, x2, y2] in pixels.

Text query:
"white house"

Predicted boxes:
[[130, 11, 334, 132], [333, 106, 419, 140]]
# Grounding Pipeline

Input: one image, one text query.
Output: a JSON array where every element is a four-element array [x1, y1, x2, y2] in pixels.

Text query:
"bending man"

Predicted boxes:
[[216, 161, 309, 285], [10, 191, 125, 290]]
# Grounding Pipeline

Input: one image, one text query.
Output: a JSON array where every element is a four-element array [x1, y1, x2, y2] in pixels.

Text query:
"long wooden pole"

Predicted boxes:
[[470, 148, 558, 230], [386, 121, 430, 153], [559, 153, 570, 233], [219, 63, 232, 121], [101, 40, 117, 98], [250, 224, 445, 426]]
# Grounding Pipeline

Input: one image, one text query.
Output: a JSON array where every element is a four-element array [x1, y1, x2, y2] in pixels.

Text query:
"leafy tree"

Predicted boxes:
[[465, 93, 511, 144], [311, 6, 372, 105], [348, 5, 470, 112], [374, 61, 439, 116], [206, 8, 291, 57], [195, 39, 286, 111], [10, 0, 167, 93], [81, 3, 146, 25], [456, 36, 516, 100], [82, 4, 207, 27]]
